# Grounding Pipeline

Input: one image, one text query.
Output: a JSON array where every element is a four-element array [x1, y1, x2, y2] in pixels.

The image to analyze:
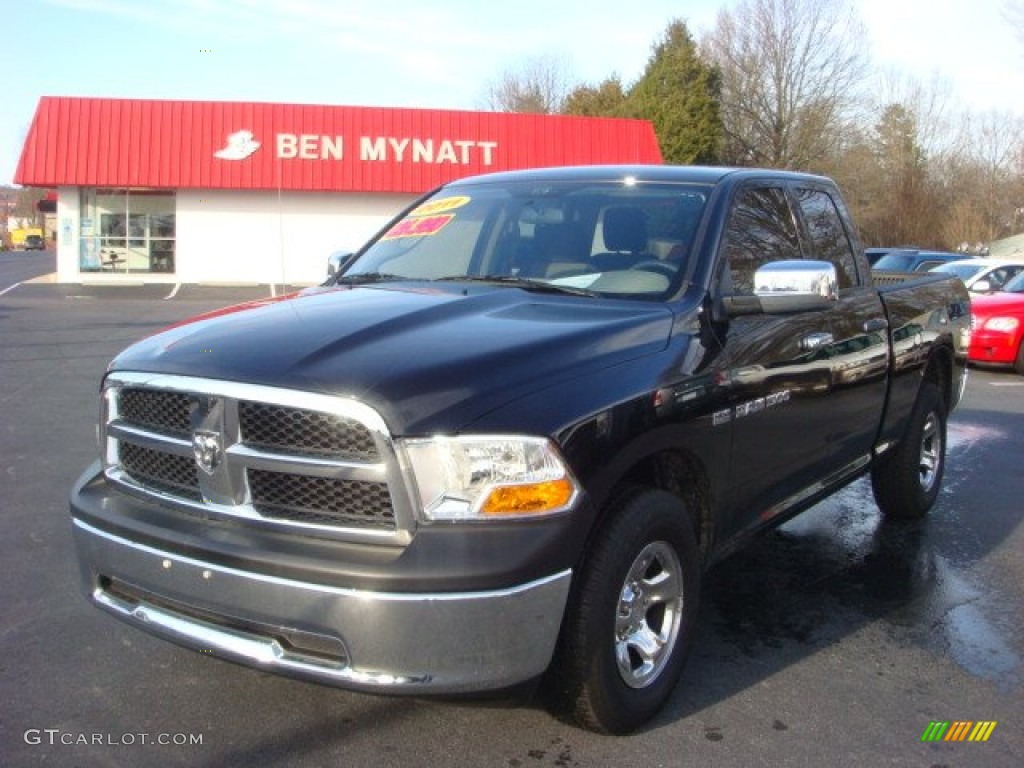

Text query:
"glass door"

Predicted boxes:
[[79, 189, 176, 274]]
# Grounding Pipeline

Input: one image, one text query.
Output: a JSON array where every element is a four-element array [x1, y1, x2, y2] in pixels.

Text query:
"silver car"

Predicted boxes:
[[930, 258, 1024, 293]]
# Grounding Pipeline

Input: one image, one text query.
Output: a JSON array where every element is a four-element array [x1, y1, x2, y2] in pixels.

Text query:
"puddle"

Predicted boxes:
[[945, 421, 1005, 453], [706, 425, 1021, 687], [943, 599, 1021, 686]]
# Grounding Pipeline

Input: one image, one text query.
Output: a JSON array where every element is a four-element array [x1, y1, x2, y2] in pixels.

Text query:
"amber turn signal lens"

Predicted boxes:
[[480, 478, 575, 516]]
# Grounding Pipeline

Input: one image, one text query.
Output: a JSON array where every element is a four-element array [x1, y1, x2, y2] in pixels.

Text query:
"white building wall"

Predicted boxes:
[[55, 186, 81, 283], [55, 188, 416, 285], [175, 189, 415, 285]]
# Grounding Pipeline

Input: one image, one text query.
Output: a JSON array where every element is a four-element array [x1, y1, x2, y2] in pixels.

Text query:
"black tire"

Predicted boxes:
[[871, 380, 946, 519], [1015, 342, 1024, 376], [545, 486, 700, 734]]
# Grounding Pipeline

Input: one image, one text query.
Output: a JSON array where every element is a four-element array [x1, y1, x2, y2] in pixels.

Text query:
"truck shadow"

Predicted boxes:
[[656, 412, 1023, 730]]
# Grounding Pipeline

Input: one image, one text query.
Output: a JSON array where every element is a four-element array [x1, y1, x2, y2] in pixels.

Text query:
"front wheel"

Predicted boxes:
[[1014, 341, 1024, 375], [545, 486, 700, 733], [871, 380, 947, 519]]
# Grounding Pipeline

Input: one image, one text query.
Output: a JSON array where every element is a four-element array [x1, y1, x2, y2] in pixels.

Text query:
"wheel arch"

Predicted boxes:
[[922, 342, 956, 415], [584, 446, 715, 563]]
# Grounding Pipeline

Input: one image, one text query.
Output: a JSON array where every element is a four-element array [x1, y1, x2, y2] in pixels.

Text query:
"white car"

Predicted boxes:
[[930, 258, 1024, 293]]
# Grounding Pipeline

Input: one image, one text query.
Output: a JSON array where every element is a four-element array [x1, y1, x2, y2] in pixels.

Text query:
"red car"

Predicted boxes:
[[968, 271, 1024, 374]]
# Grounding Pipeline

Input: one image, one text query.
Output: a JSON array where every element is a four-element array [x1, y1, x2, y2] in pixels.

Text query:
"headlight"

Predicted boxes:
[[401, 436, 579, 521], [984, 316, 1019, 332]]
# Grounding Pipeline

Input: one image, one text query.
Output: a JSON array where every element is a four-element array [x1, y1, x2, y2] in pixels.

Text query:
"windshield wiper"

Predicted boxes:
[[334, 272, 407, 285], [433, 275, 597, 297]]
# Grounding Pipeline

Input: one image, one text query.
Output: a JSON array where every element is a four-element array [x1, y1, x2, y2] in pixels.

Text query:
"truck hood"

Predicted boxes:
[[111, 283, 674, 434]]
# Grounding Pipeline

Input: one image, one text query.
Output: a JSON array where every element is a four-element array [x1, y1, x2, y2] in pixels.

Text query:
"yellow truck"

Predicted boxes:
[[11, 227, 45, 250]]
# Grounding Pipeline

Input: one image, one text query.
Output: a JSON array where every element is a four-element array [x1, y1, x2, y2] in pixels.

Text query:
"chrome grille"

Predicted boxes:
[[249, 470, 393, 526], [120, 442, 201, 500], [120, 388, 192, 437], [102, 373, 409, 542], [239, 401, 378, 460]]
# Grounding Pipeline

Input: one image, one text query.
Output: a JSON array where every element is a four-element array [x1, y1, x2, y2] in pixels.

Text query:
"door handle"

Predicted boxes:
[[863, 317, 888, 333], [800, 332, 834, 351]]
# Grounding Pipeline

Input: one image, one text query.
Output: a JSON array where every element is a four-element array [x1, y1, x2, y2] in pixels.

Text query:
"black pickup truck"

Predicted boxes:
[[70, 166, 970, 733]]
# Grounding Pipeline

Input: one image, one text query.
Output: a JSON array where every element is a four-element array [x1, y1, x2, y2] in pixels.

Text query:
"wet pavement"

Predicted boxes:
[[1, 285, 1021, 767], [706, 463, 1021, 691]]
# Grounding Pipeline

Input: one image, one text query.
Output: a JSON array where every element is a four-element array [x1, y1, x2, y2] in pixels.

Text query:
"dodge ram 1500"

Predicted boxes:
[[70, 166, 970, 733]]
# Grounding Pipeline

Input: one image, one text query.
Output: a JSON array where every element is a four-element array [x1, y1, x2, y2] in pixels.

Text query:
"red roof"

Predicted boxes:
[[15, 97, 662, 193]]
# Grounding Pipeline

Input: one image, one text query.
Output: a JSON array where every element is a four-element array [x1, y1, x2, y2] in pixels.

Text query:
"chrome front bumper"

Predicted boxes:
[[72, 518, 571, 694]]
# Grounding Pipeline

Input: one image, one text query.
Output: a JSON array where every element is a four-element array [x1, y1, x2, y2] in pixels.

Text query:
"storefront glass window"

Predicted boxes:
[[79, 189, 175, 273]]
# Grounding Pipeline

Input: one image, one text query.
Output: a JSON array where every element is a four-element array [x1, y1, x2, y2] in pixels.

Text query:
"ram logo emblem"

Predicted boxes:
[[192, 430, 223, 475]]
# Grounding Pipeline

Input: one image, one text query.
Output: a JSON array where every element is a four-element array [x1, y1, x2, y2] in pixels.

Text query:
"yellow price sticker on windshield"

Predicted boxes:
[[410, 196, 471, 217]]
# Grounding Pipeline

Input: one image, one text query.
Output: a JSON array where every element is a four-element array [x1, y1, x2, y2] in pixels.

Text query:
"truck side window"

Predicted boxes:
[[795, 188, 858, 289], [722, 186, 800, 294]]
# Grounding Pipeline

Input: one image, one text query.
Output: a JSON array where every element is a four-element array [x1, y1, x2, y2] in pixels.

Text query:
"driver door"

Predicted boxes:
[[714, 183, 839, 538]]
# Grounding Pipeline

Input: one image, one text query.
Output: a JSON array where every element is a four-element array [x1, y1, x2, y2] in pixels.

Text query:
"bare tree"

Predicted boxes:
[[480, 55, 574, 114], [13, 188, 45, 227], [1006, 1, 1024, 48], [701, 0, 869, 170], [940, 111, 1024, 244], [830, 73, 955, 247]]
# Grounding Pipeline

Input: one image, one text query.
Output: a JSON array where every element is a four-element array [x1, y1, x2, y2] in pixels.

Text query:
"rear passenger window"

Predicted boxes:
[[722, 186, 801, 294], [795, 188, 858, 289]]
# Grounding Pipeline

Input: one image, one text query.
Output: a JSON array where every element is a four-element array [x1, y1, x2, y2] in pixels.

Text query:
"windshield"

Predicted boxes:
[[341, 179, 710, 299], [930, 262, 982, 280], [1002, 272, 1024, 293], [872, 253, 916, 271]]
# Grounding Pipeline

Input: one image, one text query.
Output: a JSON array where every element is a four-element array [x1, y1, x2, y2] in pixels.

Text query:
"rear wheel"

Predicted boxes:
[[546, 486, 700, 733], [871, 380, 946, 519]]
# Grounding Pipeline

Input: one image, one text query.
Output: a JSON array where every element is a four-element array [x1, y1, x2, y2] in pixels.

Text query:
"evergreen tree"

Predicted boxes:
[[563, 76, 630, 118], [627, 20, 722, 165], [871, 103, 936, 246]]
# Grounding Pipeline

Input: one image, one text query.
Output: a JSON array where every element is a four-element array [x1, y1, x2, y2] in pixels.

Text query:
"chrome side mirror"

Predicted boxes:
[[753, 260, 838, 313], [327, 251, 355, 279]]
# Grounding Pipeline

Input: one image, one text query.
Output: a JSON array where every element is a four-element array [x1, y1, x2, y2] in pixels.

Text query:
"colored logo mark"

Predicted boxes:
[[214, 129, 261, 160], [921, 721, 997, 742]]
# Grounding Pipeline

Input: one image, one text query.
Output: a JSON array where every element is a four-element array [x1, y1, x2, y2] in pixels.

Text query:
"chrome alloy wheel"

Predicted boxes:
[[918, 411, 942, 494], [614, 541, 684, 689]]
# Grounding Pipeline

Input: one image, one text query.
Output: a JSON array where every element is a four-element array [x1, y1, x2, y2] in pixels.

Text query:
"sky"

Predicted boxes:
[[2, 0, 1022, 185]]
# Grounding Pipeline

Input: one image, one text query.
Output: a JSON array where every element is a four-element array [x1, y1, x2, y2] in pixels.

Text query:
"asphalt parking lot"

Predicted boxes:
[[1, 265, 1022, 767]]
